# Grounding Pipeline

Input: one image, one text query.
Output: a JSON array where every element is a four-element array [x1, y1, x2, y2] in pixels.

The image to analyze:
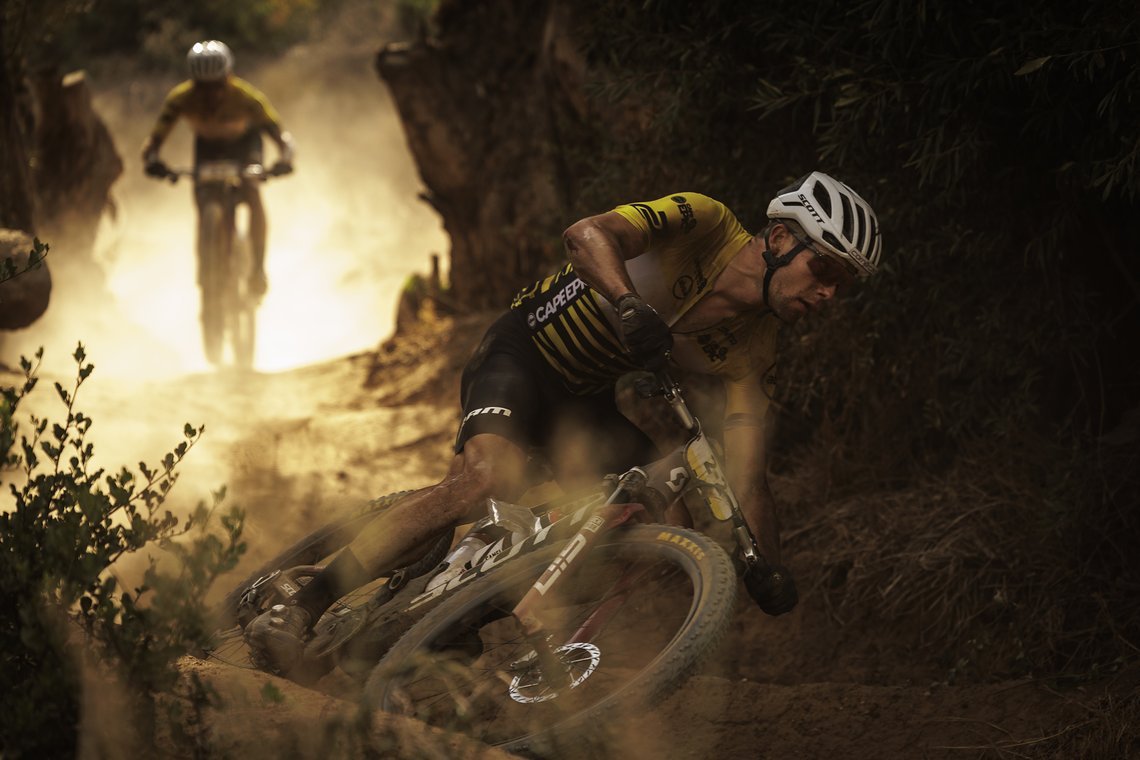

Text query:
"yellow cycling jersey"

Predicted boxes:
[[148, 76, 284, 144], [512, 193, 779, 417]]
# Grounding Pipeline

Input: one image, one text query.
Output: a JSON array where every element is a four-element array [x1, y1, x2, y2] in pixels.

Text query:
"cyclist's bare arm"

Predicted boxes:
[[562, 211, 649, 302], [264, 124, 296, 165], [723, 379, 783, 565]]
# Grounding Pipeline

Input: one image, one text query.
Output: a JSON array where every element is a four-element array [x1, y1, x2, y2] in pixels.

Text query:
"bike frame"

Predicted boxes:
[[509, 370, 768, 641], [228, 372, 771, 679], [167, 161, 266, 367]]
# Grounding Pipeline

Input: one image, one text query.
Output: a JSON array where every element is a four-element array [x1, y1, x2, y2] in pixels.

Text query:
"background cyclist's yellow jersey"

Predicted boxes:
[[148, 76, 284, 144], [512, 193, 779, 420]]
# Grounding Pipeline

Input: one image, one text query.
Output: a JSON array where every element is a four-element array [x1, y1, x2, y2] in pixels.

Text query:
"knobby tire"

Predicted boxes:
[[198, 202, 227, 365], [364, 524, 736, 756], [228, 229, 256, 369]]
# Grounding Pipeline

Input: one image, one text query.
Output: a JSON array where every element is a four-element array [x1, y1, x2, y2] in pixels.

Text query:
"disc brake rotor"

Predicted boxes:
[[508, 642, 601, 704]]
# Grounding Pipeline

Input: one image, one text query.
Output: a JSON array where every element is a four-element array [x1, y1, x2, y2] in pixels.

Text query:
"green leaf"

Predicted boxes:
[[1014, 57, 1051, 76], [261, 682, 285, 704]]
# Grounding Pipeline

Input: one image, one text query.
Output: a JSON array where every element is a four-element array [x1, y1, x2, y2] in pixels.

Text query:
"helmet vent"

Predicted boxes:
[[839, 194, 854, 241], [812, 180, 833, 216], [854, 205, 867, 251]]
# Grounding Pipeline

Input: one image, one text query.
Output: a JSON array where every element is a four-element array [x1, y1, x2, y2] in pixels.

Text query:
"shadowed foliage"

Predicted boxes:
[[557, 0, 1140, 679]]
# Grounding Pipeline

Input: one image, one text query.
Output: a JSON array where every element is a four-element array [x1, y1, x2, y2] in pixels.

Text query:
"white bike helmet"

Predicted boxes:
[[187, 40, 233, 82], [767, 171, 882, 277]]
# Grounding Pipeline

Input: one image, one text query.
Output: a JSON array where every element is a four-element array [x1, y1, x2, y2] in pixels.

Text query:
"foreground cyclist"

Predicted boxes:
[[248, 172, 882, 676], [141, 40, 295, 297]]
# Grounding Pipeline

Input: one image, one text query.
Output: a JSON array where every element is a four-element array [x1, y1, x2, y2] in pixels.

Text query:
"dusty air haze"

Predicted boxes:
[[0, 29, 451, 582], [5, 35, 446, 379]]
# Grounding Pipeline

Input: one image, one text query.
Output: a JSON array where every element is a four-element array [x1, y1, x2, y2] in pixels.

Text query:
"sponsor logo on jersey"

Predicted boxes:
[[672, 196, 697, 233], [672, 275, 694, 300], [528, 276, 588, 326], [673, 256, 710, 300], [697, 327, 738, 364], [631, 203, 667, 231]]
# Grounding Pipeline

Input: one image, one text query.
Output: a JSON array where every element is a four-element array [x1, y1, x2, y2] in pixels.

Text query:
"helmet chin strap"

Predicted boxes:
[[761, 229, 810, 306]]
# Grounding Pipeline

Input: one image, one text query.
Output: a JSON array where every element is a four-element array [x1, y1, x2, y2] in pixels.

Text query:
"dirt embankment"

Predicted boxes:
[[6, 312, 1125, 759]]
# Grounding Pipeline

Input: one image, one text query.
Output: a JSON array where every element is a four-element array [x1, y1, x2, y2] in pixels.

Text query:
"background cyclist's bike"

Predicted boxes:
[[208, 372, 779, 755], [157, 161, 280, 369]]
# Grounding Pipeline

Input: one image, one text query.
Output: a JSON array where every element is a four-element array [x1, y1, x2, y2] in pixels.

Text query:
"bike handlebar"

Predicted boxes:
[[154, 162, 284, 185]]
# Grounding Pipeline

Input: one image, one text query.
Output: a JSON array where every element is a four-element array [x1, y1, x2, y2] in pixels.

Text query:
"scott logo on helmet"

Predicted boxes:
[[797, 193, 825, 225]]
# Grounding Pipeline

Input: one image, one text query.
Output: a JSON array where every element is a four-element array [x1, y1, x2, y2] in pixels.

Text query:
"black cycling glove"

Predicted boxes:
[[144, 158, 170, 179], [744, 563, 799, 616], [615, 293, 673, 370], [269, 160, 294, 177]]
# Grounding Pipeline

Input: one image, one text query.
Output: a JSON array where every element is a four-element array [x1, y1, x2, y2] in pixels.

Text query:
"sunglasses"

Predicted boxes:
[[794, 236, 858, 287]]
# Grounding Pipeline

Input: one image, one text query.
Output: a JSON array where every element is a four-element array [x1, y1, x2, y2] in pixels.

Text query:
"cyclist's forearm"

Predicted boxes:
[[275, 130, 296, 163], [140, 134, 164, 161], [266, 128, 294, 164], [563, 214, 646, 302], [726, 425, 782, 564]]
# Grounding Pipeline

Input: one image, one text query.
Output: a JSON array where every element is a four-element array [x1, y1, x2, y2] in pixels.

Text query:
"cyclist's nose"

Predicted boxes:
[[816, 282, 838, 300]]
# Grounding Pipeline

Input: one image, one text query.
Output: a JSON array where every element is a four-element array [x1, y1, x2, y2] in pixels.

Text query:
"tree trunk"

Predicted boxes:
[[32, 68, 123, 271], [375, 0, 591, 311], [0, 8, 36, 234]]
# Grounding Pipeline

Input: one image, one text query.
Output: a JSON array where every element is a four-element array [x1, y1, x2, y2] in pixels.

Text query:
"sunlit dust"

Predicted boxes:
[[2, 38, 446, 379]]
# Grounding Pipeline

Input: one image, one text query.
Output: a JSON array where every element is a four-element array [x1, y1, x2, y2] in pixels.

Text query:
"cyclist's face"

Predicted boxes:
[[766, 227, 855, 322]]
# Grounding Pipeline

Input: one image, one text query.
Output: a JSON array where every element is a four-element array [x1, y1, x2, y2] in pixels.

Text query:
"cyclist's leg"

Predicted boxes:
[[349, 433, 528, 569], [247, 317, 543, 672], [194, 182, 227, 364], [546, 388, 659, 489], [239, 130, 268, 294], [243, 182, 268, 294], [330, 343, 541, 593]]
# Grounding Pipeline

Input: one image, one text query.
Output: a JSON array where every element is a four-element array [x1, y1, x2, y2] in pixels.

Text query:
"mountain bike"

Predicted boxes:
[[208, 371, 778, 755], [159, 161, 275, 369]]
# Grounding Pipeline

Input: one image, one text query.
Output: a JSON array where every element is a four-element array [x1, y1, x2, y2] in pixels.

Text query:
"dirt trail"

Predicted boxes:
[[3, 316, 1126, 758]]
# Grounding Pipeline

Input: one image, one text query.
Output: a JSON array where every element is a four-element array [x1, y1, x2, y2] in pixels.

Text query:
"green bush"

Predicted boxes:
[[0, 345, 245, 757]]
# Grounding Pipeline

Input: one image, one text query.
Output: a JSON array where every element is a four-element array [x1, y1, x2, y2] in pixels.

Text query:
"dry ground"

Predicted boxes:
[[6, 314, 1134, 759]]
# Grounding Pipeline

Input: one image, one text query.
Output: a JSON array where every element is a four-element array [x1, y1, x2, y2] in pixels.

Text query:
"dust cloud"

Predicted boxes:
[[0, 19, 452, 568], [4, 25, 446, 380]]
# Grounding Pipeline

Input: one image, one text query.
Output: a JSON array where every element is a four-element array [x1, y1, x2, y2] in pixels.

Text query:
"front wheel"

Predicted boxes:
[[198, 202, 229, 365], [227, 229, 256, 369], [364, 524, 736, 755]]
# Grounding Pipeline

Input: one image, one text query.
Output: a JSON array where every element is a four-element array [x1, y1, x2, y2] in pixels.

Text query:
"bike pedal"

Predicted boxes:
[[236, 569, 307, 627]]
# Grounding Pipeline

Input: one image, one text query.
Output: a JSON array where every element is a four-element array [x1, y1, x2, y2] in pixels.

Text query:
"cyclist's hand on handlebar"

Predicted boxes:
[[616, 293, 673, 371], [269, 160, 294, 177], [744, 563, 799, 616], [144, 159, 170, 180]]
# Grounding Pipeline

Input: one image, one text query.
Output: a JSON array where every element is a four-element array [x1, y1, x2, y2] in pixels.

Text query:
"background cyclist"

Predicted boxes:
[[247, 172, 882, 678], [141, 40, 295, 298]]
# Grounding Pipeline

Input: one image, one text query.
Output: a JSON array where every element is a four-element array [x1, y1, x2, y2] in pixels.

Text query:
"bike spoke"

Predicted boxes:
[[381, 553, 697, 745]]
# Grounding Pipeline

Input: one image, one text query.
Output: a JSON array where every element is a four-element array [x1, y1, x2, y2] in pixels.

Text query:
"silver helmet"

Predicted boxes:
[[187, 40, 233, 82], [767, 171, 882, 276]]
